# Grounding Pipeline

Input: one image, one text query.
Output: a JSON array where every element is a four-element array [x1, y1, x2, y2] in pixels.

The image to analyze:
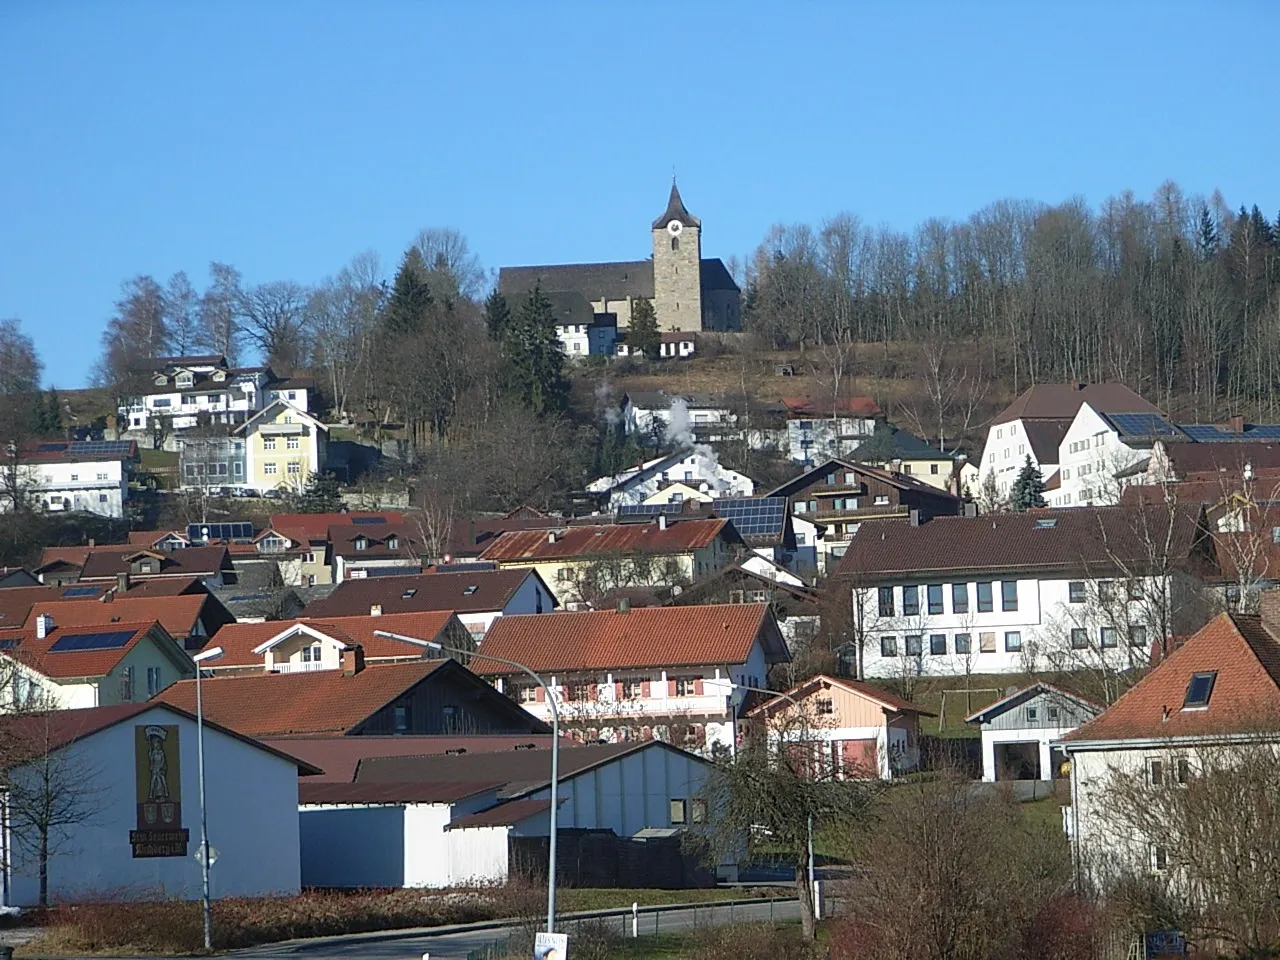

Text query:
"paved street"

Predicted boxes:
[[230, 900, 801, 960]]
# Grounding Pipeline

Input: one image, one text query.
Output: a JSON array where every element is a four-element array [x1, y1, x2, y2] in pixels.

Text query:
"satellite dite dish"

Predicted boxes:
[[667, 219, 683, 236]]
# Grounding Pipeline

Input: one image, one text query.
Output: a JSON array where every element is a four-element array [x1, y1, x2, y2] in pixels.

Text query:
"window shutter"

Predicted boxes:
[[694, 678, 704, 695], [641, 680, 651, 698], [615, 682, 623, 699], [535, 686, 545, 702], [668, 679, 677, 697], [589, 683, 599, 701]]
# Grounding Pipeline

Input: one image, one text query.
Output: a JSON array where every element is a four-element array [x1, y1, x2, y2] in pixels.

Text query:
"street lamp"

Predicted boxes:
[[373, 630, 562, 933], [192, 645, 224, 951]]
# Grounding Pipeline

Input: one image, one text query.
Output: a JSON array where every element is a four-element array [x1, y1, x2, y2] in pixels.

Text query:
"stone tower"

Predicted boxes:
[[651, 181, 703, 332]]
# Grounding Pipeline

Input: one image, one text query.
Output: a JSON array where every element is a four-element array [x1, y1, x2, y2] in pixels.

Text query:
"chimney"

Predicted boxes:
[[1227, 414, 1245, 434], [116, 571, 130, 595], [1071, 382, 1085, 392], [658, 514, 667, 531], [1262, 588, 1280, 634], [35, 613, 53, 640], [964, 502, 979, 519], [909, 508, 921, 527], [370, 603, 382, 617], [341, 645, 365, 676], [102, 589, 113, 604], [88, 538, 95, 548], [617, 597, 631, 614], [547, 531, 557, 544], [891, 458, 903, 474]]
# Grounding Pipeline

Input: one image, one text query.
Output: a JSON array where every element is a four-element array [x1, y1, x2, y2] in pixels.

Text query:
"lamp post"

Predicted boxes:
[[374, 630, 561, 933], [727, 681, 815, 911], [192, 646, 224, 952]]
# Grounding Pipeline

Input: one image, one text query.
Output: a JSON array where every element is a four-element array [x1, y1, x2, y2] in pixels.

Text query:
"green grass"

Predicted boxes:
[[865, 674, 1026, 738], [557, 887, 790, 912], [138, 448, 178, 472]]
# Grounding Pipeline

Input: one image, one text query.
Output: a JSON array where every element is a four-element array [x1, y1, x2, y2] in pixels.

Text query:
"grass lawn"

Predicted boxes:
[[558, 887, 790, 912], [138, 448, 178, 472]]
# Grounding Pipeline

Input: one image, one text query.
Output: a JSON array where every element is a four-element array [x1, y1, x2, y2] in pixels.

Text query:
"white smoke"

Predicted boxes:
[[663, 398, 730, 494], [596, 379, 621, 426]]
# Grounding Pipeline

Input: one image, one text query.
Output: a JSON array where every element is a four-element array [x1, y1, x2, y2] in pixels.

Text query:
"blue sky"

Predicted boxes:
[[2, 2, 1276, 388]]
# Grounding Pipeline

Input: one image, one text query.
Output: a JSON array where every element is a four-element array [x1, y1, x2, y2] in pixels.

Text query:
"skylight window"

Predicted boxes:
[[401, 589, 417, 599], [1034, 518, 1058, 529], [463, 585, 478, 595], [1183, 671, 1217, 710]]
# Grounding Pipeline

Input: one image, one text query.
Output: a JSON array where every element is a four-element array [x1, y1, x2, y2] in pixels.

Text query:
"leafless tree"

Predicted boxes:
[[0, 317, 43, 513], [196, 262, 243, 363], [163, 271, 201, 357], [307, 252, 384, 420], [411, 227, 487, 303], [238, 280, 311, 373]]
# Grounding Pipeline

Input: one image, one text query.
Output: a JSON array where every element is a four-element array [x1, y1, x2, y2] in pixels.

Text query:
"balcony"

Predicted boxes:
[[274, 660, 331, 674]]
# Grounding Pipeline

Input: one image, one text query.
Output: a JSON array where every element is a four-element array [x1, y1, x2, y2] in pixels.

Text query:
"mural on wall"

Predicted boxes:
[[130, 724, 189, 858]]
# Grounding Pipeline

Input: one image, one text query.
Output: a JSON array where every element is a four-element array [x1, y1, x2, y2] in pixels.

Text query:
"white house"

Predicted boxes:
[[780, 397, 881, 464], [978, 382, 1161, 500], [0, 701, 316, 906], [6, 440, 138, 520], [586, 450, 755, 511], [620, 392, 738, 442], [965, 682, 1101, 783], [475, 604, 791, 755], [836, 506, 1215, 680]]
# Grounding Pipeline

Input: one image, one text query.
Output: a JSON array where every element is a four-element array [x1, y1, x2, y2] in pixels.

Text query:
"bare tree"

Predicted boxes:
[[411, 227, 487, 303], [238, 280, 311, 373], [163, 271, 201, 357], [197, 262, 243, 363], [307, 252, 384, 420], [0, 317, 43, 513]]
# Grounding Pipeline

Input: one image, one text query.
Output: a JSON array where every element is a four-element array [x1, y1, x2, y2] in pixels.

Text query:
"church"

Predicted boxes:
[[497, 183, 741, 343]]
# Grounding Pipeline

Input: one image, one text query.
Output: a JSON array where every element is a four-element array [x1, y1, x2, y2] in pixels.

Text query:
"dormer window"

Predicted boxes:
[[386, 536, 399, 551], [176, 372, 194, 387], [212, 370, 226, 381], [353, 537, 368, 552], [1183, 671, 1217, 710], [153, 375, 168, 386]]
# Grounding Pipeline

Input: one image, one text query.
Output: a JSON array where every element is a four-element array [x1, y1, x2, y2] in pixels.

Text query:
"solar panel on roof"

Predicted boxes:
[[713, 497, 788, 540], [36, 442, 66, 452], [48, 629, 136, 653], [363, 565, 422, 577], [435, 562, 497, 573], [61, 585, 100, 598], [1108, 413, 1183, 439], [617, 503, 684, 517], [0, 639, 16, 650], [68, 440, 134, 457], [351, 516, 388, 525]]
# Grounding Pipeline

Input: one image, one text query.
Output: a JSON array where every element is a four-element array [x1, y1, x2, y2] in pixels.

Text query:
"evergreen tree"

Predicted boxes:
[[42, 389, 63, 436], [851, 420, 901, 464], [1009, 456, 1047, 511], [504, 283, 569, 416], [291, 471, 344, 513], [381, 248, 433, 336], [627, 298, 660, 359], [1196, 204, 1219, 259], [484, 290, 511, 341]]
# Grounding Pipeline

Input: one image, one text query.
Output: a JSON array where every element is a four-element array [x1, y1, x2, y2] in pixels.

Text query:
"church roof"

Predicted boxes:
[[499, 261, 654, 302], [699, 259, 740, 292], [652, 182, 701, 230]]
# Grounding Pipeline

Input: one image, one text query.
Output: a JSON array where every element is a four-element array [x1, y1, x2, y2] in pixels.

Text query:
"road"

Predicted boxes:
[[230, 899, 801, 960]]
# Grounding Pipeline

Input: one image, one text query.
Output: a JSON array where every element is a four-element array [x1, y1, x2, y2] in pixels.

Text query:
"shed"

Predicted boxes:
[[965, 683, 1102, 782]]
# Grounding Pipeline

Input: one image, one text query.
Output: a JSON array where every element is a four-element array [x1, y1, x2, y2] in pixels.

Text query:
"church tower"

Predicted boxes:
[[651, 181, 703, 332]]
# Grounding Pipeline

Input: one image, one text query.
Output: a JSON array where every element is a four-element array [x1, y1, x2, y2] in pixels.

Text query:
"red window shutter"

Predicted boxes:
[[641, 680, 651, 698], [535, 686, 545, 702], [668, 679, 677, 697], [589, 683, 599, 701], [615, 681, 623, 699], [694, 678, 704, 695]]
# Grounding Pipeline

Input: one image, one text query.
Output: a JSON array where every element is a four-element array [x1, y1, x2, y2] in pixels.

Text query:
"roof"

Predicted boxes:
[[269, 512, 406, 544], [156, 660, 456, 737], [79, 546, 231, 580], [1160, 442, 1280, 477], [18, 440, 137, 464], [259, 735, 558, 782], [36, 543, 134, 572], [473, 604, 788, 674], [0, 701, 321, 774], [621, 391, 732, 411], [1021, 421, 1072, 464], [5, 620, 178, 680], [745, 674, 934, 719], [499, 261, 654, 302], [298, 781, 499, 806], [993, 382, 1161, 425], [301, 569, 550, 619], [781, 396, 882, 419], [855, 427, 953, 462], [964, 682, 1103, 725], [766, 458, 963, 503], [477, 518, 731, 563], [196, 610, 461, 667], [833, 505, 1211, 579], [327, 524, 423, 560], [698, 258, 739, 292], [23, 594, 216, 640], [651, 181, 701, 230], [449, 799, 554, 829], [1062, 612, 1280, 745], [545, 290, 597, 328], [233, 399, 327, 436]]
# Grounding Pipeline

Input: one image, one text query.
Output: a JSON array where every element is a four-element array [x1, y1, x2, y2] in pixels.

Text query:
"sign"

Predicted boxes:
[[131, 724, 189, 858], [533, 931, 568, 960], [1145, 930, 1187, 959], [194, 844, 219, 867]]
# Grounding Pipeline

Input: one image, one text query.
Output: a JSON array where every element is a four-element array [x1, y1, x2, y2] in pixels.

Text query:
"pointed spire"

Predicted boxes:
[[652, 180, 701, 230]]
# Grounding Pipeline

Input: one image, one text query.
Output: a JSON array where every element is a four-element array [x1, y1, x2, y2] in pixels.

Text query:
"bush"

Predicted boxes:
[[693, 922, 822, 960]]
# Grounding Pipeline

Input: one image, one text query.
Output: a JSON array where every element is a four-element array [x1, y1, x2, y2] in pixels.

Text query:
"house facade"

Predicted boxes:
[[6, 441, 138, 519], [619, 394, 740, 444], [965, 683, 1101, 782], [780, 397, 881, 465], [237, 401, 328, 495], [1053, 404, 1178, 508]]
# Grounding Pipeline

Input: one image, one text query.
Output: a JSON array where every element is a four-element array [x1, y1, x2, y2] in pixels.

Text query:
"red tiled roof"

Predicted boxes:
[[0, 587, 62, 629], [449, 799, 554, 829], [328, 524, 423, 560], [259, 735, 558, 782], [26, 595, 212, 640], [268, 512, 404, 544], [36, 544, 134, 571], [781, 396, 883, 418], [746, 673, 934, 718], [6, 620, 172, 680], [1063, 612, 1280, 744], [302, 569, 547, 619], [1121, 473, 1280, 509], [478, 518, 730, 563], [473, 604, 787, 674], [156, 660, 451, 737], [993, 382, 1160, 425], [1162, 443, 1280, 478], [299, 781, 499, 805], [200, 610, 461, 667]]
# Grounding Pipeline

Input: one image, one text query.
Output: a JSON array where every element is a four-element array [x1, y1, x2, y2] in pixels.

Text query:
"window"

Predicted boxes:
[[977, 582, 993, 612], [954, 633, 971, 654], [1183, 671, 1217, 709], [951, 583, 969, 613], [621, 679, 643, 699], [989, 452, 996, 464], [817, 698, 834, 715], [1129, 624, 1148, 648], [394, 705, 408, 732], [1151, 845, 1168, 872], [287, 462, 301, 475], [1068, 581, 1086, 603], [880, 635, 898, 657], [96, 471, 108, 481], [675, 676, 700, 697], [264, 437, 277, 450], [878, 587, 895, 617], [70, 473, 78, 481], [746, 589, 767, 603], [927, 584, 944, 615], [930, 463, 939, 475], [979, 632, 996, 652], [1098, 581, 1115, 602], [1273, 525, 1280, 545], [1000, 581, 1018, 612], [386, 536, 400, 550], [670, 800, 688, 825], [807, 500, 817, 513], [1148, 758, 1165, 786], [119, 666, 135, 702], [691, 799, 707, 824], [264, 462, 277, 475], [794, 501, 807, 514], [728, 589, 745, 604], [905, 634, 923, 656], [353, 537, 368, 551], [99, 494, 108, 502], [146, 666, 162, 698], [1047, 705, 1060, 722], [1174, 757, 1190, 785], [287, 436, 300, 450], [517, 685, 538, 703], [902, 585, 920, 616], [1026, 706, 1039, 722], [929, 634, 947, 655], [1100, 627, 1118, 648], [153, 397, 171, 407], [1127, 580, 1144, 600], [1004, 631, 1022, 652], [832, 498, 845, 511], [301, 643, 322, 662], [569, 683, 594, 702], [874, 494, 890, 506], [1070, 628, 1089, 649]]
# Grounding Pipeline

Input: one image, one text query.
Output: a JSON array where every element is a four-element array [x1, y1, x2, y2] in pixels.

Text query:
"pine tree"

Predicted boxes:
[[42, 390, 63, 436], [484, 290, 511, 341], [1009, 455, 1047, 511], [1196, 204, 1219, 259], [627, 298, 660, 359], [381, 248, 433, 337], [291, 472, 343, 513], [851, 421, 901, 464], [504, 283, 568, 416]]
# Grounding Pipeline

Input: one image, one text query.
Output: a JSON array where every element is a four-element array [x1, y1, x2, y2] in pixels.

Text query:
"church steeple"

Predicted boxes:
[[651, 180, 701, 230]]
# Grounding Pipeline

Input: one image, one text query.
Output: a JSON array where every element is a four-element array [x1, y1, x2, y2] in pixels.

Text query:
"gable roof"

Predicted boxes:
[[765, 458, 963, 503], [1062, 612, 1280, 745], [745, 673, 933, 719], [473, 604, 789, 674], [298, 781, 499, 806], [499, 261, 654, 302], [477, 518, 732, 563], [1021, 421, 1072, 464], [449, 798, 555, 829], [79, 545, 232, 581], [269, 512, 406, 545], [993, 382, 1160, 425], [963, 682, 1103, 725], [233, 399, 327, 435], [5, 620, 188, 681], [36, 543, 134, 573], [327, 524, 423, 560], [1159, 441, 1280, 478], [260, 735, 559, 783], [300, 569, 552, 619], [25, 594, 222, 640]]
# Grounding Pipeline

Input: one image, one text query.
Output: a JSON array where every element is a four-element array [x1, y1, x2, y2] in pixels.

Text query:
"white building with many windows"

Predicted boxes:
[[5, 440, 138, 519], [1054, 404, 1182, 508]]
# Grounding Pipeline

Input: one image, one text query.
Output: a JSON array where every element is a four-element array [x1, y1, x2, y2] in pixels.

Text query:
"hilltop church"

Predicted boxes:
[[498, 183, 741, 340]]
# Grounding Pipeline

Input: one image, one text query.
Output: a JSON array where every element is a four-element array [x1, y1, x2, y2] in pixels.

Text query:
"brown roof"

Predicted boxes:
[[269, 512, 405, 545], [0, 586, 61, 629], [36, 543, 134, 572], [1162, 442, 1280, 478], [1021, 421, 1072, 464], [299, 781, 499, 805], [79, 546, 231, 580], [328, 524, 423, 560], [833, 505, 1211, 579], [780, 396, 883, 419], [477, 518, 731, 563], [449, 799, 555, 829], [746, 673, 934, 718], [1063, 613, 1280, 744], [766, 458, 962, 502], [26, 594, 215, 640], [473, 604, 788, 674], [301, 569, 547, 619], [259, 735, 559, 782], [5, 620, 184, 680], [994, 382, 1160, 425], [197, 610, 462, 667], [156, 660, 453, 737]]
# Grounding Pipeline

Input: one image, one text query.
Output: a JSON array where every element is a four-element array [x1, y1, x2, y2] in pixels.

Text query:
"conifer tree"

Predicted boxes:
[[381, 248, 433, 337], [627, 298, 660, 359], [504, 283, 568, 416], [1009, 455, 1047, 511], [484, 290, 511, 341], [291, 471, 343, 513]]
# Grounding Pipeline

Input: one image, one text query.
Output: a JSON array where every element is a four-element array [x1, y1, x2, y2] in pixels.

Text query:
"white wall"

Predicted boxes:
[[980, 725, 1077, 782], [785, 417, 874, 464], [1054, 404, 1146, 508], [4, 705, 300, 906], [12, 460, 128, 519], [979, 419, 1048, 497], [445, 825, 511, 885]]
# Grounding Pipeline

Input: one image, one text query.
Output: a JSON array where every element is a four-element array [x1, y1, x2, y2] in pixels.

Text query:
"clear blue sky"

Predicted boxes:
[[2, 2, 1276, 388]]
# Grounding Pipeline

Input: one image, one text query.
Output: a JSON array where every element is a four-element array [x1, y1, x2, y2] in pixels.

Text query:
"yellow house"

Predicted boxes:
[[237, 401, 329, 495], [643, 483, 712, 506]]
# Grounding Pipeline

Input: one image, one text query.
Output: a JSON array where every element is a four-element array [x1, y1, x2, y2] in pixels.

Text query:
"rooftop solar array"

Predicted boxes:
[[434, 562, 497, 573], [69, 440, 135, 457], [363, 565, 423, 577], [617, 503, 685, 518], [61, 585, 101, 598], [1106, 413, 1185, 440], [712, 497, 789, 541], [186, 522, 255, 542], [350, 516, 389, 525], [1179, 423, 1280, 442], [48, 629, 137, 653]]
